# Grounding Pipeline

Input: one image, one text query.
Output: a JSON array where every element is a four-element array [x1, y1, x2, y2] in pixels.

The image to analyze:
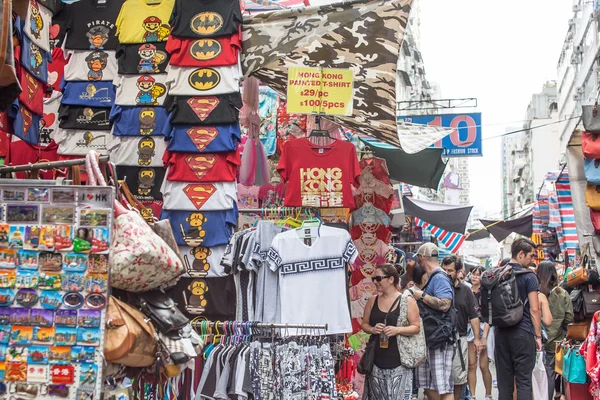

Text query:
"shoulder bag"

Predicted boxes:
[[583, 131, 600, 158], [567, 268, 589, 288], [563, 346, 587, 384], [583, 104, 600, 134], [566, 321, 591, 341], [585, 158, 600, 185], [135, 290, 190, 339], [555, 343, 565, 375], [586, 184, 600, 210], [396, 292, 426, 368], [583, 288, 600, 318]]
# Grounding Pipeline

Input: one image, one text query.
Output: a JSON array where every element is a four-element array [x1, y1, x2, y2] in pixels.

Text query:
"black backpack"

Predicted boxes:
[[480, 264, 534, 328], [417, 269, 457, 350]]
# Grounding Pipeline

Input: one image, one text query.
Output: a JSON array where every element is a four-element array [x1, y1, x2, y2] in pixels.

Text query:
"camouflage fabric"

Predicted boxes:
[[241, 0, 413, 147]]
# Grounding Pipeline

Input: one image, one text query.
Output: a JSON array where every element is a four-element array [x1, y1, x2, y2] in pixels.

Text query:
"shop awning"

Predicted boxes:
[[398, 70, 412, 87], [465, 228, 491, 241], [479, 214, 533, 243], [403, 197, 473, 234]]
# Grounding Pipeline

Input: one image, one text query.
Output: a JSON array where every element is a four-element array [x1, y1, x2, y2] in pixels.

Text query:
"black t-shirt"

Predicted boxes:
[[116, 42, 170, 75], [503, 263, 539, 335], [58, 105, 113, 130], [453, 282, 478, 337], [165, 93, 242, 125], [167, 276, 236, 321], [117, 166, 166, 201], [169, 0, 242, 39], [54, 0, 124, 50]]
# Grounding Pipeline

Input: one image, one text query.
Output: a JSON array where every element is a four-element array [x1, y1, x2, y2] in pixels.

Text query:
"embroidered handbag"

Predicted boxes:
[[583, 104, 600, 134], [397, 292, 426, 368], [585, 184, 600, 210], [583, 132, 600, 158], [555, 343, 564, 375], [563, 346, 587, 384]]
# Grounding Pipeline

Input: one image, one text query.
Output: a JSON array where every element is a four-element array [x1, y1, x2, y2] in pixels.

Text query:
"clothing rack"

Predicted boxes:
[[192, 321, 328, 331], [238, 207, 320, 214], [0, 156, 110, 173]]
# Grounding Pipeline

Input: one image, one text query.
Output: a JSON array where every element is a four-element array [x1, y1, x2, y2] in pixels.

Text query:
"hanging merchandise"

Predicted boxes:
[[165, 93, 242, 125], [116, 42, 170, 74], [165, 32, 241, 68], [582, 131, 600, 159], [6, 139, 60, 179], [58, 105, 112, 131], [164, 123, 240, 153], [165, 64, 243, 96], [114, 0, 174, 44], [107, 136, 167, 167], [116, 166, 166, 202], [63, 50, 118, 82], [160, 181, 237, 211], [178, 245, 228, 278], [109, 105, 168, 136], [114, 75, 168, 106], [60, 81, 116, 108], [15, 20, 52, 84], [160, 208, 237, 248], [169, 0, 242, 39], [239, 133, 270, 186], [163, 150, 241, 182], [7, 100, 41, 145], [24, 0, 52, 53], [54, 128, 112, 155], [40, 92, 62, 146], [16, 61, 47, 116], [258, 86, 278, 156], [166, 276, 236, 320]]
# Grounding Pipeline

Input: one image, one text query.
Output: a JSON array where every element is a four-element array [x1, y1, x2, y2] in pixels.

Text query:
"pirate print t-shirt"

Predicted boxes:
[[8, 100, 41, 145], [115, 0, 175, 44], [109, 105, 168, 136], [108, 136, 168, 167], [163, 150, 241, 182], [117, 166, 166, 201], [53, 0, 123, 50], [54, 128, 113, 155], [39, 91, 62, 146], [165, 93, 242, 125], [61, 81, 116, 107], [24, 0, 52, 52], [165, 64, 242, 96], [58, 105, 112, 131], [169, 0, 242, 39], [161, 181, 237, 211], [116, 42, 170, 74], [160, 208, 237, 248], [165, 32, 241, 68], [114, 75, 168, 107], [64, 50, 118, 82], [164, 123, 240, 153]]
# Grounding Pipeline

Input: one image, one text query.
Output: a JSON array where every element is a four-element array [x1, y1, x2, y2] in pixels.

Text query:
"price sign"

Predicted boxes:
[[286, 67, 353, 116]]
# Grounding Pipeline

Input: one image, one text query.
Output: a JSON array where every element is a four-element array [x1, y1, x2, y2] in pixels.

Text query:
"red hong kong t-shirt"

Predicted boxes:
[[166, 31, 242, 68], [277, 138, 360, 208], [163, 149, 241, 182], [6, 139, 60, 180]]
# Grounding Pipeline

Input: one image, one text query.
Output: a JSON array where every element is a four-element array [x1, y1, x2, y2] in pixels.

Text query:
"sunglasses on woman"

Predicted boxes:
[[371, 275, 391, 283]]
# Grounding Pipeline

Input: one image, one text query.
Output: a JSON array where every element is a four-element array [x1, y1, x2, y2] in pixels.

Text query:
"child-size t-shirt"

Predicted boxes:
[[266, 226, 357, 335], [165, 32, 241, 68], [163, 150, 240, 182], [160, 208, 237, 248], [116, 42, 170, 74], [169, 0, 242, 39], [63, 50, 118, 82], [109, 105, 168, 136], [114, 75, 168, 106], [38, 0, 61, 14], [18, 35, 52, 84], [117, 166, 166, 201], [24, 0, 52, 52], [39, 91, 62, 146], [8, 101, 40, 145], [164, 123, 240, 153], [165, 64, 242, 96], [17, 63, 47, 116], [54, 128, 112, 155], [115, 0, 175, 44], [58, 105, 112, 131], [48, 47, 68, 91], [108, 136, 167, 167], [61, 81, 116, 107], [165, 93, 242, 125], [7, 139, 60, 179], [179, 245, 228, 278], [161, 181, 237, 211]]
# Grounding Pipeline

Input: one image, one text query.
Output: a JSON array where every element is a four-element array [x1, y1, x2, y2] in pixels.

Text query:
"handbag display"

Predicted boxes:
[[567, 268, 589, 288], [583, 131, 600, 159], [563, 346, 587, 384], [571, 289, 585, 322], [583, 104, 600, 135], [582, 290, 600, 318], [566, 321, 591, 341], [584, 158, 600, 185], [135, 290, 190, 338], [586, 184, 600, 210], [105, 296, 158, 367], [555, 343, 564, 375]]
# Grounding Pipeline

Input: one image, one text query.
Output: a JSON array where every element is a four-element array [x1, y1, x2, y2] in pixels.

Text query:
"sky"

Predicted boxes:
[[418, 0, 573, 217]]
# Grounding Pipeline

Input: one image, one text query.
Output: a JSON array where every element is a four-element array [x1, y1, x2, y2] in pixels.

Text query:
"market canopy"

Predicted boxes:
[[403, 196, 473, 234], [479, 214, 533, 243], [465, 228, 491, 241]]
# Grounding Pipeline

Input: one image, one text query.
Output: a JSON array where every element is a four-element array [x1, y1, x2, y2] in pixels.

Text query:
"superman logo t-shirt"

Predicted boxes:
[[169, 0, 242, 39], [8, 100, 40, 145], [164, 123, 240, 153], [165, 93, 242, 125], [163, 149, 240, 182], [17, 63, 46, 116]]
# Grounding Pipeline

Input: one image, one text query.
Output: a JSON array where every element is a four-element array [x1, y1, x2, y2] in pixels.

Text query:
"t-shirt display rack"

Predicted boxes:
[[192, 321, 328, 333]]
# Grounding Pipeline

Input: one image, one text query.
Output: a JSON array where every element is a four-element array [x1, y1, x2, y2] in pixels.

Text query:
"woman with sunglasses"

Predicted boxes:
[[362, 264, 421, 399]]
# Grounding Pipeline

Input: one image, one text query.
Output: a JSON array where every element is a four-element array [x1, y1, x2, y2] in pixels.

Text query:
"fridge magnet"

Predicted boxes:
[[54, 310, 77, 327], [51, 189, 76, 204], [0, 344, 6, 361], [9, 325, 33, 345], [87, 254, 107, 274], [30, 309, 54, 327], [42, 206, 75, 225], [0, 250, 16, 268], [23, 226, 40, 250], [45, 383, 70, 398], [25, 365, 49, 383], [39, 252, 62, 273], [0, 362, 5, 380], [27, 188, 49, 202], [38, 226, 57, 251], [53, 226, 73, 251], [0, 310, 8, 325], [84, 274, 107, 293], [10, 382, 40, 398], [6, 205, 39, 224], [15, 288, 38, 308], [55, 326, 77, 346], [0, 289, 15, 306], [0, 270, 16, 288], [6, 347, 28, 363], [9, 308, 30, 325], [2, 189, 25, 202], [78, 310, 101, 328], [62, 292, 84, 309], [28, 345, 49, 364], [77, 327, 100, 346], [74, 227, 92, 253], [71, 346, 95, 364], [62, 273, 85, 292], [79, 363, 98, 387], [39, 290, 62, 309], [90, 228, 109, 254], [76, 387, 94, 400], [0, 325, 9, 342], [17, 250, 38, 269], [0, 225, 9, 249], [63, 253, 87, 272], [51, 364, 75, 385], [5, 362, 27, 381], [49, 346, 71, 364], [38, 274, 61, 291], [15, 270, 39, 289], [32, 326, 55, 345], [8, 226, 24, 249], [85, 293, 106, 310], [79, 209, 109, 227]]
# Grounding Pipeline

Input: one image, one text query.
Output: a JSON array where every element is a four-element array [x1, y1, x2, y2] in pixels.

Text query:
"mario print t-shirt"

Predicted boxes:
[[64, 50, 118, 82], [107, 136, 167, 167], [165, 32, 241, 68], [24, 0, 52, 52], [58, 105, 112, 131], [109, 105, 168, 136], [169, 0, 242, 39], [165, 93, 242, 125], [116, 42, 170, 75], [114, 75, 168, 106], [165, 64, 242, 96], [115, 0, 175, 44]]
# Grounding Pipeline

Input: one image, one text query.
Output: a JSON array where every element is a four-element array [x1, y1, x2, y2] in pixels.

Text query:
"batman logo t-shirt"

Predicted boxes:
[[110, 105, 168, 136], [58, 105, 113, 131], [165, 32, 241, 68], [165, 64, 241, 96], [116, 42, 170, 75], [64, 50, 118, 82], [117, 166, 166, 201], [164, 123, 240, 153], [165, 93, 242, 125], [169, 0, 242, 39], [108, 136, 167, 167]]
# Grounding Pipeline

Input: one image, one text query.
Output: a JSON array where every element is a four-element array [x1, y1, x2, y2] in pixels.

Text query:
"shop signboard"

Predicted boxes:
[[398, 113, 483, 157], [287, 67, 354, 116]]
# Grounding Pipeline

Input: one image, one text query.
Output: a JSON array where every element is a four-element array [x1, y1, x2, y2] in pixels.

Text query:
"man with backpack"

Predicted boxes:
[[480, 238, 542, 400], [409, 243, 455, 400]]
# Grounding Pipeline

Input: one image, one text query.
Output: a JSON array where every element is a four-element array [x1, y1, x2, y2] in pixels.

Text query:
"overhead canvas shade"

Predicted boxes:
[[403, 196, 473, 234], [465, 228, 491, 241], [479, 214, 533, 243]]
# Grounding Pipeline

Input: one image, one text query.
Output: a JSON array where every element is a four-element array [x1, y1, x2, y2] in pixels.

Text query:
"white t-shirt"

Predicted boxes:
[[39, 91, 61, 146], [114, 75, 169, 106], [165, 64, 242, 96], [64, 50, 118, 82], [55, 128, 112, 155], [161, 180, 237, 211], [267, 225, 357, 335], [179, 245, 227, 278], [107, 136, 167, 167], [25, 0, 51, 52]]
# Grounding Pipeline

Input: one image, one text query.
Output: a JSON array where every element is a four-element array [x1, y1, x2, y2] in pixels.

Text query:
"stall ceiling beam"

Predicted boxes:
[[397, 98, 478, 112]]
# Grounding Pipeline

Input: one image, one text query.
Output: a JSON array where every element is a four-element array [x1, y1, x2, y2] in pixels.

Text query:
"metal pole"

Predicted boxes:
[[0, 156, 110, 174]]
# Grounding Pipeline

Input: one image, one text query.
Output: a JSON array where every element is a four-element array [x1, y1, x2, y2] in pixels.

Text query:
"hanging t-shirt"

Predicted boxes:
[[161, 181, 237, 211], [166, 276, 236, 320], [8, 101, 40, 145], [6, 139, 60, 179], [114, 75, 168, 106], [258, 86, 278, 156], [38, 0, 61, 14], [58, 105, 112, 131], [350, 224, 392, 244], [163, 150, 240, 182], [160, 208, 237, 248], [165, 32, 241, 68], [53, 0, 123, 50], [63, 50, 118, 82], [165, 93, 242, 125], [54, 128, 112, 155], [109, 105, 168, 136], [169, 0, 242, 39], [179, 246, 227, 278], [116, 42, 170, 75], [278, 138, 360, 208], [39, 91, 62, 146], [117, 166, 166, 201], [237, 185, 259, 209], [164, 123, 240, 153], [61, 81, 116, 107], [258, 182, 285, 208], [266, 226, 357, 335], [165, 64, 242, 96], [350, 203, 391, 227], [107, 136, 167, 167], [18, 35, 52, 84], [17, 62, 47, 116], [24, 0, 52, 52], [115, 0, 175, 44], [48, 47, 68, 91]]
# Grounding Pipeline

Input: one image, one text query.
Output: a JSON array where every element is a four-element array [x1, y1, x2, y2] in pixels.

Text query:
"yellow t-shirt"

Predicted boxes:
[[115, 0, 175, 44]]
